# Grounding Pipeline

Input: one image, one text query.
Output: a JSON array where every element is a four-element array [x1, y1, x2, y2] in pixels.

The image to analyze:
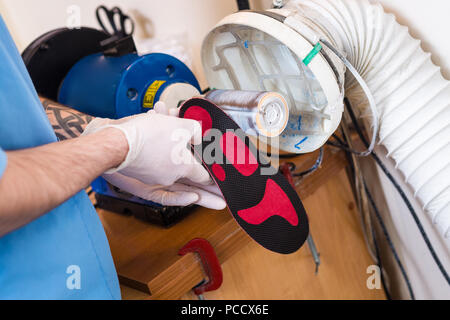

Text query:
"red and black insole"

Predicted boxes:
[[180, 98, 309, 254]]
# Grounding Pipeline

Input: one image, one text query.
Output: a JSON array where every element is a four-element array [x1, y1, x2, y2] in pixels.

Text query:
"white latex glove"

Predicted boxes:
[[154, 100, 180, 117], [82, 110, 226, 210], [101, 172, 226, 209]]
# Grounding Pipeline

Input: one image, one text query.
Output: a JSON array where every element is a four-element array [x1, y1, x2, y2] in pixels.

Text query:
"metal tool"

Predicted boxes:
[[307, 235, 321, 275], [96, 5, 135, 38]]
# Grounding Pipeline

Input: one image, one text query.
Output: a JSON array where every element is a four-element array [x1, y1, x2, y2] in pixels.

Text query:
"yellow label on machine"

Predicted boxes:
[[143, 80, 166, 109]]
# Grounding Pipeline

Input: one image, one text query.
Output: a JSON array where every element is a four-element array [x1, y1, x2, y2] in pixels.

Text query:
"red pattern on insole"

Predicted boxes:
[[183, 106, 213, 137], [237, 179, 299, 226], [220, 131, 258, 176], [212, 163, 226, 181]]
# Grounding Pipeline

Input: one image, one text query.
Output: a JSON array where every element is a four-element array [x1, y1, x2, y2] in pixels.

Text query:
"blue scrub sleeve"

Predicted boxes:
[[0, 148, 6, 179]]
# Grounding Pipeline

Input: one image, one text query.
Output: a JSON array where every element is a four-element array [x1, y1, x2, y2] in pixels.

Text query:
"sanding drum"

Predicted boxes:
[[205, 90, 289, 138]]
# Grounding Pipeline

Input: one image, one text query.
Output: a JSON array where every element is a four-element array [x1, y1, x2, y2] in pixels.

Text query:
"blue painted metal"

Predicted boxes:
[[58, 52, 200, 119], [91, 177, 163, 207]]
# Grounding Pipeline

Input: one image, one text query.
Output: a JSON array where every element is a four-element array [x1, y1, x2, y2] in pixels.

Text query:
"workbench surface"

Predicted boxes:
[[96, 147, 381, 299]]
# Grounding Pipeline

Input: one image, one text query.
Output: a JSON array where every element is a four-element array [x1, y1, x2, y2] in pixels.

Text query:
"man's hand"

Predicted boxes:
[[82, 110, 226, 209]]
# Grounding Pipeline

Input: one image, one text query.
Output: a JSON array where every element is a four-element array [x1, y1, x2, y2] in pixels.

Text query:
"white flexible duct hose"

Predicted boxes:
[[283, 0, 450, 238]]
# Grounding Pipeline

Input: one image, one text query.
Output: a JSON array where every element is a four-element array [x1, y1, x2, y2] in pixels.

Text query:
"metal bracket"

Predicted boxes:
[[178, 238, 223, 297]]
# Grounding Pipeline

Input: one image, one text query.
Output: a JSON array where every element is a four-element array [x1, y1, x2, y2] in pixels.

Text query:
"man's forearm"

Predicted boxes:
[[0, 127, 128, 236], [40, 96, 92, 140]]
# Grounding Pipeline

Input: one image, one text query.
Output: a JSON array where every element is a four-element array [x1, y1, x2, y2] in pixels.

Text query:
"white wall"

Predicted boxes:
[[376, 0, 450, 80], [0, 0, 240, 87], [3, 0, 448, 83]]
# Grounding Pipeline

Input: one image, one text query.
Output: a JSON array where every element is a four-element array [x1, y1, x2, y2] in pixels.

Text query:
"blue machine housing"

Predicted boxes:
[[59, 52, 200, 119], [58, 52, 201, 209]]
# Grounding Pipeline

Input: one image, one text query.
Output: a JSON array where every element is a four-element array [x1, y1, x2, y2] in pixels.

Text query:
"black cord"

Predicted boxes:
[[364, 182, 415, 300], [343, 98, 450, 285], [326, 132, 369, 156], [341, 128, 405, 299], [236, 0, 250, 10], [278, 152, 303, 159], [292, 147, 324, 177], [331, 133, 347, 146], [369, 216, 392, 300], [201, 87, 211, 95]]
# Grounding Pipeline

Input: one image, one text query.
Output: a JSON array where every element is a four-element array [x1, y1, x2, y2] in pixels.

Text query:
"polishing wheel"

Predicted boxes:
[[23, 27, 201, 119], [22, 27, 109, 101]]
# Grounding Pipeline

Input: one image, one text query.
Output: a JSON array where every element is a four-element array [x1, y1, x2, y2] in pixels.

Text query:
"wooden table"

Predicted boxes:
[[96, 146, 348, 300]]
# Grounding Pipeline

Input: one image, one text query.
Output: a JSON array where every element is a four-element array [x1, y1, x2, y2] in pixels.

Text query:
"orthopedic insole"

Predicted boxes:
[[179, 98, 309, 254]]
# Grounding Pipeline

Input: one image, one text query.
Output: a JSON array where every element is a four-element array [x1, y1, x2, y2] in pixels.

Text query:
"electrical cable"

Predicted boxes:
[[331, 133, 347, 146], [277, 152, 303, 159], [364, 181, 415, 300], [341, 98, 450, 285], [201, 87, 211, 95], [343, 137, 379, 263], [326, 132, 366, 155], [236, 0, 250, 11], [369, 217, 392, 300], [292, 147, 324, 177], [282, 147, 324, 179], [339, 120, 405, 299], [320, 39, 379, 157]]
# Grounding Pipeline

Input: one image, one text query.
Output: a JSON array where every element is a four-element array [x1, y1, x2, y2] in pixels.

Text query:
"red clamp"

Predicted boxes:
[[178, 238, 223, 295], [280, 162, 295, 187]]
